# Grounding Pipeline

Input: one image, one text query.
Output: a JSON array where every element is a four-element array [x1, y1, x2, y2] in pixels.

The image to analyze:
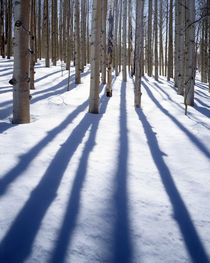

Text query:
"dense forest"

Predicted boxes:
[[0, 0, 209, 122], [0, 1, 210, 263]]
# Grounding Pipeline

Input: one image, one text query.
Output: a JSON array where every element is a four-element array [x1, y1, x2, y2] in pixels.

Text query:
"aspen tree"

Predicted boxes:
[[74, 0, 81, 84], [177, 0, 185, 95], [63, 0, 67, 63], [147, 0, 152, 77], [52, 0, 57, 66], [30, 0, 35, 90], [43, 0, 50, 67], [33, 0, 37, 63], [66, 0, 71, 71], [107, 0, 114, 96], [0, 0, 5, 58], [81, 0, 86, 71], [7, 0, 12, 59], [128, 0, 131, 72], [159, 1, 164, 76], [118, 0, 122, 72], [167, 0, 173, 81], [114, 0, 119, 76], [154, 0, 158, 81], [134, 0, 144, 108], [37, 0, 41, 59], [174, 0, 178, 87], [204, 18, 208, 83], [86, 0, 90, 64], [122, 0, 127, 82], [184, 0, 195, 114], [208, 0, 210, 92], [165, 0, 168, 76], [89, 0, 102, 113], [12, 0, 31, 124], [101, 0, 107, 84]]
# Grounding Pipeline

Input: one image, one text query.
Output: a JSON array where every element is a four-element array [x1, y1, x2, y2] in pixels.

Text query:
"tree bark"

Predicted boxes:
[[74, 0, 81, 84], [154, 0, 158, 81], [147, 0, 152, 77], [89, 0, 102, 113], [107, 0, 114, 96], [184, 0, 195, 113], [122, 0, 127, 82], [0, 0, 5, 58], [167, 0, 173, 81], [101, 0, 107, 84], [12, 0, 31, 124], [134, 0, 144, 108]]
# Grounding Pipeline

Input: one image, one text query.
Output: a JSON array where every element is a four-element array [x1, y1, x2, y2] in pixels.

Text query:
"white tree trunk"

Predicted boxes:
[[74, 0, 81, 84], [134, 0, 144, 108], [101, 0, 107, 84], [184, 0, 195, 113], [12, 0, 31, 124], [107, 0, 114, 96], [154, 0, 158, 81], [177, 0, 185, 95], [122, 0, 127, 82], [89, 0, 101, 113]]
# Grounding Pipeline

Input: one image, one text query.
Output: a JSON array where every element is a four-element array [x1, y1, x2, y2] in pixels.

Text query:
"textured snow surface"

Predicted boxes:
[[0, 58, 210, 263]]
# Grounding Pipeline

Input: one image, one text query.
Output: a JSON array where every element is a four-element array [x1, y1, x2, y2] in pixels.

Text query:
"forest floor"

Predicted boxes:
[[0, 57, 210, 263]]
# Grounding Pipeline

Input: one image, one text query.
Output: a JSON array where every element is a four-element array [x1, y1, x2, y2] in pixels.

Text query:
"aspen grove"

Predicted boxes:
[[0, 0, 210, 262]]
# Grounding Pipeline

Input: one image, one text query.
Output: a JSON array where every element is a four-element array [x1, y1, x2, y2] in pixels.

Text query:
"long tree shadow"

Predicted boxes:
[[142, 80, 210, 160], [0, 99, 89, 196], [0, 89, 12, 95], [0, 85, 107, 263], [112, 82, 132, 263], [135, 108, 209, 263], [194, 98, 210, 109], [35, 70, 62, 83], [49, 88, 110, 263], [194, 105, 210, 118], [31, 70, 90, 104], [0, 67, 12, 72]]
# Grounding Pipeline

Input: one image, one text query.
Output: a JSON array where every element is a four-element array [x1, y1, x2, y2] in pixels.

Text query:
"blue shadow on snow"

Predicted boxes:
[[135, 108, 209, 263]]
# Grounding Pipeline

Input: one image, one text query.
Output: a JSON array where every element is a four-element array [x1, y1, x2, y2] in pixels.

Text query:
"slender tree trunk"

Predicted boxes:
[[184, 0, 195, 113], [177, 0, 185, 95], [0, 0, 5, 58], [66, 0, 71, 71], [59, 0, 63, 61], [101, 0, 107, 84], [159, 1, 164, 76], [107, 0, 114, 96], [147, 0, 152, 77], [208, 0, 210, 92], [74, 0, 81, 84], [114, 0, 119, 76], [30, 0, 35, 90], [134, 0, 144, 108], [7, 0, 12, 59], [86, 0, 90, 64], [165, 0, 168, 76], [154, 0, 158, 81], [122, 0, 127, 82], [89, 0, 102, 113], [167, 0, 173, 81], [12, 0, 31, 124], [128, 0, 133, 73], [37, 0, 41, 59], [118, 0, 122, 72]]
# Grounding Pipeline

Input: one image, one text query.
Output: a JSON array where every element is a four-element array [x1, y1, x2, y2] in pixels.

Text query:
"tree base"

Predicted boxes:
[[106, 90, 112, 97]]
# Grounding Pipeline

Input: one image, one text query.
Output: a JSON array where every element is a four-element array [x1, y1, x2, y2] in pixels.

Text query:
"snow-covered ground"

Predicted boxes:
[[0, 58, 210, 263]]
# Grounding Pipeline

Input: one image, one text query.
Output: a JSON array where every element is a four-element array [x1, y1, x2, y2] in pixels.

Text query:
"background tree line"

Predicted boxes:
[[0, 0, 209, 123]]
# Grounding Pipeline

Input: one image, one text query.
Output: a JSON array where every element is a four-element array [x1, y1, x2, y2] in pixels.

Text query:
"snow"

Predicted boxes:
[[0, 57, 210, 263]]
